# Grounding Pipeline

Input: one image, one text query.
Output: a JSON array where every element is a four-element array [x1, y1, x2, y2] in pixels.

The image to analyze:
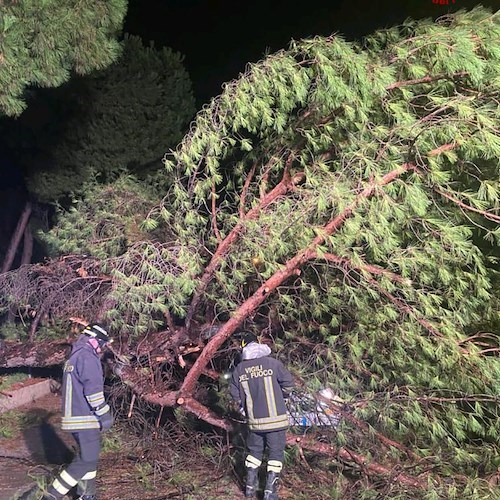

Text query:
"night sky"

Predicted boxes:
[[124, 0, 499, 105]]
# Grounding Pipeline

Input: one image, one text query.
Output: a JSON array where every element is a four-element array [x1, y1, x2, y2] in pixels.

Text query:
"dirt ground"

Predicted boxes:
[[0, 391, 250, 500], [0, 379, 339, 500]]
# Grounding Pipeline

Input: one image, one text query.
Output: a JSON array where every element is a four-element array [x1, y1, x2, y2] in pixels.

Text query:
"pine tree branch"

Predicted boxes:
[[310, 251, 409, 284], [177, 396, 232, 430], [386, 71, 468, 90], [365, 277, 443, 337], [353, 389, 499, 405], [211, 180, 222, 243], [181, 144, 454, 393], [392, 394, 499, 404], [468, 347, 500, 356], [459, 332, 497, 344], [286, 435, 428, 489], [314, 393, 421, 460], [239, 161, 257, 217], [0, 339, 71, 368], [184, 165, 304, 329], [427, 142, 456, 157], [163, 309, 176, 335], [435, 188, 500, 223], [180, 163, 414, 395], [113, 363, 232, 430]]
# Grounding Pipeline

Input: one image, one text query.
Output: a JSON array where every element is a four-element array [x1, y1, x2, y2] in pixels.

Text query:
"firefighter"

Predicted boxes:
[[27, 323, 114, 500], [230, 332, 294, 500]]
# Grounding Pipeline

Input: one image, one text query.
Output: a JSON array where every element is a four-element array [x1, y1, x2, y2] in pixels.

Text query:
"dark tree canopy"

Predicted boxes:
[[24, 34, 196, 201], [0, 0, 127, 117]]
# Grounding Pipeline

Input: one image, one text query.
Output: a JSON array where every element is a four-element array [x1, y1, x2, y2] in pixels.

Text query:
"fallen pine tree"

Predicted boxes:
[[1, 7, 499, 498]]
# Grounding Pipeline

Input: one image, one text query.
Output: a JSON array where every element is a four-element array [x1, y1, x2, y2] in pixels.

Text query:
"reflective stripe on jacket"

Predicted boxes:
[[230, 343, 294, 432], [61, 335, 106, 431]]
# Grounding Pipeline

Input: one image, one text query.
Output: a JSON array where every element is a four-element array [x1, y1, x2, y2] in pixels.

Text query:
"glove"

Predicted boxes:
[[99, 410, 114, 432]]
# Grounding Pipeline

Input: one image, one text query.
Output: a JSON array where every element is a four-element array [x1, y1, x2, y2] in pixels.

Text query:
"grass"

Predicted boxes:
[[135, 462, 154, 491], [168, 469, 197, 487], [0, 409, 46, 438], [101, 429, 124, 452], [0, 373, 29, 392]]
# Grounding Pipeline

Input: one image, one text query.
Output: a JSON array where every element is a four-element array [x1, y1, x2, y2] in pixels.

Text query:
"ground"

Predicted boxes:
[[0, 386, 333, 500], [0, 390, 249, 500]]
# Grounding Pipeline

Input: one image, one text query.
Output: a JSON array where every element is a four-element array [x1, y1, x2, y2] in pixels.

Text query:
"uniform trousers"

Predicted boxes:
[[47, 429, 101, 498], [246, 429, 287, 471]]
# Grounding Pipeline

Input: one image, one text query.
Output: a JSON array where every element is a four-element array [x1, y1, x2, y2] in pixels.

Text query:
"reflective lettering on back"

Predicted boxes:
[[244, 365, 273, 379]]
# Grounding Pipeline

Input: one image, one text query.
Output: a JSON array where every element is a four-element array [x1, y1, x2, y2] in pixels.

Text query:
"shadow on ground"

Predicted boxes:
[[0, 394, 76, 499], [22, 409, 73, 465]]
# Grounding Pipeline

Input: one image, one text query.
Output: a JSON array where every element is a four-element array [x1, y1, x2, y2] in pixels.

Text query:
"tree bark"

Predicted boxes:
[[6, 223, 34, 323], [21, 222, 33, 266], [0, 339, 71, 368], [286, 434, 428, 489], [180, 163, 413, 395], [1, 200, 32, 273]]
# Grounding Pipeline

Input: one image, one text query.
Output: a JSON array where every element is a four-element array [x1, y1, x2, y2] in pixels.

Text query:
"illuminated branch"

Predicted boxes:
[[386, 71, 468, 90], [181, 161, 418, 394], [435, 188, 500, 224], [239, 161, 257, 217], [185, 165, 304, 329], [211, 180, 222, 243], [310, 251, 409, 284], [286, 434, 428, 489]]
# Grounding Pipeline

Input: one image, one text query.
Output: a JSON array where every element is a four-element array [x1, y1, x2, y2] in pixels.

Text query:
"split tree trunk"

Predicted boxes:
[[1, 200, 32, 274], [21, 223, 33, 266]]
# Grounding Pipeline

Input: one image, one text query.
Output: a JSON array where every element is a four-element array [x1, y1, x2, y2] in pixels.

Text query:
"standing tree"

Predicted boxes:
[[0, 0, 127, 273], [0, 30, 194, 279], [25, 34, 196, 201], [0, 0, 127, 117], [1, 7, 499, 497]]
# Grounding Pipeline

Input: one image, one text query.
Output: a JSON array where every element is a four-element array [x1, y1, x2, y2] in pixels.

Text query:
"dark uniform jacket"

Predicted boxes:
[[61, 335, 110, 431], [230, 342, 294, 432]]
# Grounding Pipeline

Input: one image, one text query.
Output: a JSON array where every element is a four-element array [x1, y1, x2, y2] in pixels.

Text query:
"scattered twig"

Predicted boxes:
[[128, 393, 136, 418]]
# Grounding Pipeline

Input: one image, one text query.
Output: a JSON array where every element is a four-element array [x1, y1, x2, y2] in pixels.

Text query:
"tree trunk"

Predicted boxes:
[[21, 222, 33, 266], [1, 200, 32, 273], [0, 339, 71, 368], [6, 223, 34, 322]]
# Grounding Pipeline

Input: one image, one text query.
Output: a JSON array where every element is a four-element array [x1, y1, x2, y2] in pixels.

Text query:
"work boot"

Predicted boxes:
[[244, 466, 259, 497], [263, 471, 280, 500]]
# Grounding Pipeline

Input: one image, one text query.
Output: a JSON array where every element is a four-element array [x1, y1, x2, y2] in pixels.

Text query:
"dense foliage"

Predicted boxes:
[[1, 7, 499, 497], [25, 34, 195, 201], [0, 0, 127, 116]]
